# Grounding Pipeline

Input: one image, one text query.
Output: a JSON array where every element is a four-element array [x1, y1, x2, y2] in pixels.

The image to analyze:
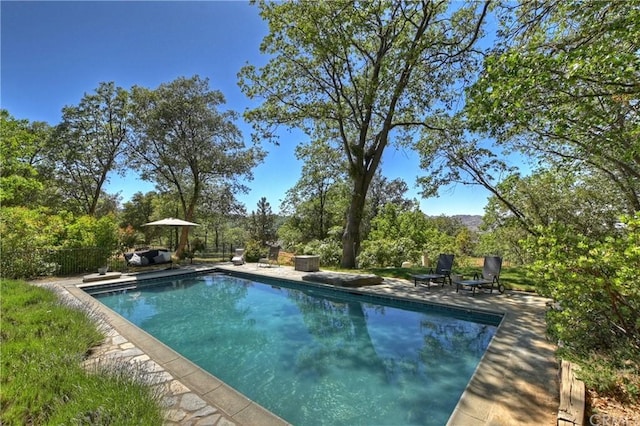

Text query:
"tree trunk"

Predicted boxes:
[[175, 198, 197, 259], [341, 176, 368, 269], [176, 226, 190, 259]]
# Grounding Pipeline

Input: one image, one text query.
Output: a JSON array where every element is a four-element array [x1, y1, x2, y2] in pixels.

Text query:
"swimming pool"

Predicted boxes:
[[94, 272, 501, 425]]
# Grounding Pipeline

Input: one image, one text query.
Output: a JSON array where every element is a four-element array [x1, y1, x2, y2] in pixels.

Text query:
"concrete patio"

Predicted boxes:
[[40, 262, 559, 425]]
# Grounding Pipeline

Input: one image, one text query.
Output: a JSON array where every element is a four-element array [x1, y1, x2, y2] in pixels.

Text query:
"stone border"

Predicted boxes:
[[38, 276, 288, 426], [38, 264, 559, 425], [38, 281, 240, 426]]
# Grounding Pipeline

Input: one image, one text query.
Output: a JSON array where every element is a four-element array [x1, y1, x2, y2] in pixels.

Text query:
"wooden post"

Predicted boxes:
[[558, 360, 585, 426]]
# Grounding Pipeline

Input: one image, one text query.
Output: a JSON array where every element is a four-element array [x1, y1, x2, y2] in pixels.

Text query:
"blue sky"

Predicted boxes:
[[2, 1, 492, 216]]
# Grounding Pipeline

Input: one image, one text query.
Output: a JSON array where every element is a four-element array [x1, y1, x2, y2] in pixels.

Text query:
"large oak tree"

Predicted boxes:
[[240, 0, 490, 268], [130, 76, 264, 257], [51, 82, 129, 215]]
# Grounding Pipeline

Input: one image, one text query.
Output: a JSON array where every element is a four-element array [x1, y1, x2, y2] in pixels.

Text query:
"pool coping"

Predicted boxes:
[[58, 263, 558, 425]]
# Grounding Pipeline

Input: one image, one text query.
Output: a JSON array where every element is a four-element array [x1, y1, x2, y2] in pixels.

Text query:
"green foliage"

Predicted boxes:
[[249, 197, 277, 245], [0, 110, 49, 207], [52, 82, 131, 215], [280, 140, 346, 242], [465, 2, 640, 218], [360, 204, 460, 268], [130, 75, 265, 256], [0, 280, 163, 424], [120, 191, 158, 234], [1, 207, 63, 278], [302, 239, 342, 267], [241, 1, 491, 268], [276, 220, 305, 252], [242, 240, 266, 263], [63, 214, 119, 250], [0, 207, 119, 279], [357, 237, 419, 268], [527, 214, 640, 400]]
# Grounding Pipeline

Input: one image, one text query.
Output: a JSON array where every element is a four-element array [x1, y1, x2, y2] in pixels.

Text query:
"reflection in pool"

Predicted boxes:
[[95, 273, 499, 425]]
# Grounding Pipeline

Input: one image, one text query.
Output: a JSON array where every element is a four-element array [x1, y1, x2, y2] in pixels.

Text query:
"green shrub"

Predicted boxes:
[[0, 207, 63, 279], [243, 239, 266, 262], [527, 213, 640, 401], [357, 237, 420, 268], [0, 208, 120, 278], [303, 239, 342, 267]]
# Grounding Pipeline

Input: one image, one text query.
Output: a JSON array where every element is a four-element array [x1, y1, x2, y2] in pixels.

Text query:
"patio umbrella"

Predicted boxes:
[[142, 218, 200, 227], [142, 218, 200, 259]]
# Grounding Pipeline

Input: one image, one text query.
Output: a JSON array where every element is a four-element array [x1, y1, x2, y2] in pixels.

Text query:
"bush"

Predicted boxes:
[[0, 208, 120, 278], [357, 237, 420, 268], [527, 213, 640, 400], [0, 208, 63, 279], [243, 240, 267, 262], [303, 239, 342, 267]]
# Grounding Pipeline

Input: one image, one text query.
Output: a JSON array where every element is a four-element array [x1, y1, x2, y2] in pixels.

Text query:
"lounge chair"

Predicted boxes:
[[258, 245, 280, 268], [411, 254, 454, 288], [454, 256, 505, 295], [231, 248, 245, 265]]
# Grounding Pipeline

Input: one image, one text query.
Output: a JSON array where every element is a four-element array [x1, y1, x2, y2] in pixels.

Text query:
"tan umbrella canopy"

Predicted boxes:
[[142, 218, 200, 227], [142, 218, 200, 259]]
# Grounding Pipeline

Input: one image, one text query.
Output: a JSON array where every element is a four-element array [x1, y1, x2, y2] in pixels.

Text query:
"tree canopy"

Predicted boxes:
[[417, 1, 640, 235], [240, 0, 491, 267], [130, 75, 265, 256], [51, 82, 130, 215]]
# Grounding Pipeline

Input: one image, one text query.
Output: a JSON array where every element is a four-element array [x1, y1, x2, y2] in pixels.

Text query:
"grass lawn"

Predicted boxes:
[[0, 279, 164, 425]]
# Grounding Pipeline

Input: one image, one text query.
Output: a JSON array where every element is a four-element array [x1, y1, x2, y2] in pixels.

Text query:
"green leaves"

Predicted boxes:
[[129, 75, 265, 256], [466, 1, 640, 215], [0, 110, 49, 207], [51, 82, 131, 215], [241, 1, 492, 267], [527, 213, 640, 363]]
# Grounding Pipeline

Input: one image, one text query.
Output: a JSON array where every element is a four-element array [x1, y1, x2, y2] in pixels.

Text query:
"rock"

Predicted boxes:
[[302, 272, 384, 287]]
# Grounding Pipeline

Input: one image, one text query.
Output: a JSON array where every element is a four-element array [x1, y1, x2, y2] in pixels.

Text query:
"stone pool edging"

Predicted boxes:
[[41, 275, 289, 426], [219, 263, 560, 425], [38, 263, 559, 426]]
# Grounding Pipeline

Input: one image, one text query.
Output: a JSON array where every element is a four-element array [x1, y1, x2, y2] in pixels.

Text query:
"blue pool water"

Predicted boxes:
[[95, 273, 499, 425]]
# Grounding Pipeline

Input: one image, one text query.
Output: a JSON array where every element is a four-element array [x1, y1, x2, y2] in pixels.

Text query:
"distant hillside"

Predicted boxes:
[[452, 215, 483, 231]]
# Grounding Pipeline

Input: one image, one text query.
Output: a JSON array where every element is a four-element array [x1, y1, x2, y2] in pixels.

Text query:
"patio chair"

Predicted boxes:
[[231, 248, 245, 266], [411, 254, 454, 288], [454, 256, 505, 295], [258, 245, 280, 268]]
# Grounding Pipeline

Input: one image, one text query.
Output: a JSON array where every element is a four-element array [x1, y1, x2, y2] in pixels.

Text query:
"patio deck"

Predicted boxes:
[[40, 262, 558, 425]]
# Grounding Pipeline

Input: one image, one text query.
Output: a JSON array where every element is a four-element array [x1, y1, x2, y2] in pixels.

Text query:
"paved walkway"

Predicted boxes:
[[38, 263, 559, 425]]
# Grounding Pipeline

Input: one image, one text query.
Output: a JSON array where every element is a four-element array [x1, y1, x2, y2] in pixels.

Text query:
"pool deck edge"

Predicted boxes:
[[60, 274, 290, 426], [40, 263, 558, 426]]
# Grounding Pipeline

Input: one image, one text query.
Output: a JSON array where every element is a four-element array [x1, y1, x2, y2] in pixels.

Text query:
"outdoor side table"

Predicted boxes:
[[294, 255, 320, 272]]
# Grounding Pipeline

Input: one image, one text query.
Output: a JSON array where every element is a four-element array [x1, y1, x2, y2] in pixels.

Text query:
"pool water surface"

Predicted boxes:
[[95, 273, 499, 425]]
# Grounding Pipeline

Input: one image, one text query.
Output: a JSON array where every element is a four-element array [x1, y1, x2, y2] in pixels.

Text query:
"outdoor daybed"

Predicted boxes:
[[124, 249, 172, 268]]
